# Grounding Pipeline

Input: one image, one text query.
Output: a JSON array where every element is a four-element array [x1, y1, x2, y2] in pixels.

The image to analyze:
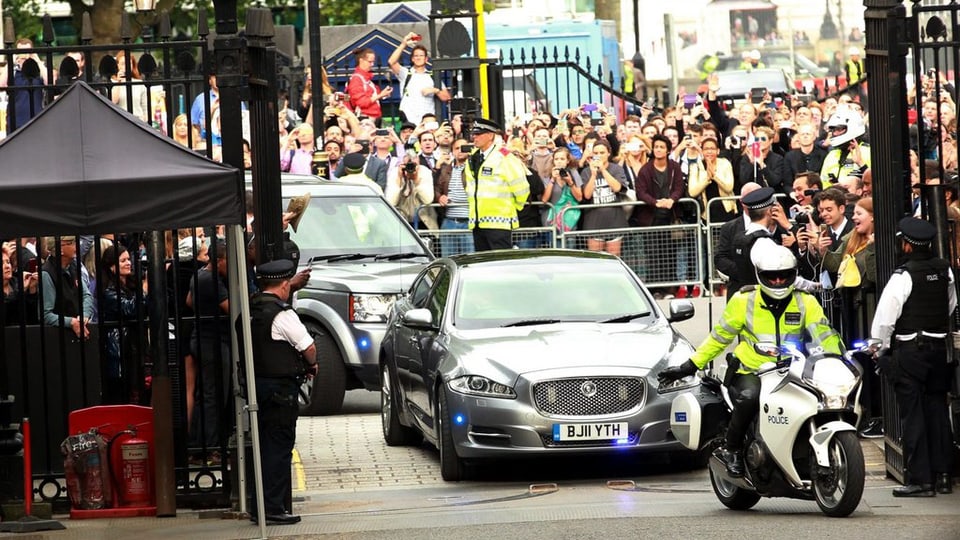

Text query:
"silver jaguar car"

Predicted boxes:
[[379, 249, 700, 481]]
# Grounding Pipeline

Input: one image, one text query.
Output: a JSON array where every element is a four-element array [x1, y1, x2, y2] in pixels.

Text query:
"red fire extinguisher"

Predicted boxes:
[[114, 430, 151, 507]]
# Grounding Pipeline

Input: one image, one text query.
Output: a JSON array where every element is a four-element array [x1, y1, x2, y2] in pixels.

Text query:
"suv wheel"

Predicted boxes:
[[299, 322, 346, 416]]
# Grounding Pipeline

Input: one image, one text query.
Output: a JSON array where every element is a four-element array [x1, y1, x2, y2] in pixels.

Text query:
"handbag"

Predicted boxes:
[[546, 185, 581, 232], [836, 253, 862, 288]]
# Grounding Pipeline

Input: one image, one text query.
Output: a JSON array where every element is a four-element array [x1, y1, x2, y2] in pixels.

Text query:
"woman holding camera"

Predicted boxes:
[[348, 47, 392, 122], [579, 140, 628, 256], [387, 151, 435, 227], [2, 242, 37, 326]]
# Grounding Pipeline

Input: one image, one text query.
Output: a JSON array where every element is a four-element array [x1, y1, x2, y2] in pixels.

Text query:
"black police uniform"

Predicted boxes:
[[872, 218, 956, 496], [248, 261, 309, 522], [725, 187, 783, 299]]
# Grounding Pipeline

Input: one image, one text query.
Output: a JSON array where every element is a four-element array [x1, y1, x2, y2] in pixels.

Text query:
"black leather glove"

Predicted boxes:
[[657, 359, 698, 386]]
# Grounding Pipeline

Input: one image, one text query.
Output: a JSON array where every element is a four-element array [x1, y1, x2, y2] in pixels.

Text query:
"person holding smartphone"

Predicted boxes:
[[580, 140, 628, 256], [2, 242, 38, 326], [388, 32, 450, 125]]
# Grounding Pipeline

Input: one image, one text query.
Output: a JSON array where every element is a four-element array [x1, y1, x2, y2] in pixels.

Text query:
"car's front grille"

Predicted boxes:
[[532, 377, 645, 416]]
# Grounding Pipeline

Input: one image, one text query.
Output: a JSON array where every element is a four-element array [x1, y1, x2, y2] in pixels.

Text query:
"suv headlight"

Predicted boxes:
[[448, 376, 516, 398], [350, 293, 397, 323]]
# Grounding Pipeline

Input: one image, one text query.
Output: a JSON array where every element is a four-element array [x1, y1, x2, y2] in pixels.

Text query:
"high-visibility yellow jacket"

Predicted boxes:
[[691, 287, 842, 373], [820, 142, 870, 186], [845, 59, 865, 85], [464, 144, 530, 230]]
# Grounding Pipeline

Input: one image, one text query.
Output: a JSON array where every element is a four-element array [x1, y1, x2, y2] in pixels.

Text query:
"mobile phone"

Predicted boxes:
[[819, 224, 829, 235], [582, 103, 598, 112], [460, 143, 475, 153], [683, 94, 697, 110], [358, 140, 370, 154], [534, 137, 548, 146], [26, 259, 38, 273], [424, 121, 439, 131], [590, 118, 603, 126], [334, 91, 347, 102], [750, 87, 766, 104], [375, 128, 390, 137]]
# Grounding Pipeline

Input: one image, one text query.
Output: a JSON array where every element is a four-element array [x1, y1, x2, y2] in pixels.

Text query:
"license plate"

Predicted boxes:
[[552, 422, 629, 441]]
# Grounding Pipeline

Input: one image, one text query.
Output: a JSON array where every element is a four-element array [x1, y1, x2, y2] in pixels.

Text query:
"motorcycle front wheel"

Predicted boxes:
[[709, 467, 761, 510], [813, 431, 865, 517]]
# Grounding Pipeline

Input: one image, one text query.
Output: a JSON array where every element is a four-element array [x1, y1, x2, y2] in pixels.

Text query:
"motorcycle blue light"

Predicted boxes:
[[357, 337, 370, 350], [454, 413, 466, 425], [852, 340, 865, 349]]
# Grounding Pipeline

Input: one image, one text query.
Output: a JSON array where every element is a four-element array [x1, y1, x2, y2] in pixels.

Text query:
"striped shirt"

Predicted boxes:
[[446, 164, 469, 218]]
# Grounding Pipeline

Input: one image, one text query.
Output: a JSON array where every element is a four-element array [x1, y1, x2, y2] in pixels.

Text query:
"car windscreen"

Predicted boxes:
[[285, 195, 429, 261], [453, 260, 654, 329]]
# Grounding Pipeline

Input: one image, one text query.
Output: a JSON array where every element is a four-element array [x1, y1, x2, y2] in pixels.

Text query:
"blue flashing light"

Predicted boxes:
[[852, 340, 865, 349], [782, 341, 801, 354], [357, 337, 370, 350], [614, 438, 630, 445], [454, 413, 466, 425]]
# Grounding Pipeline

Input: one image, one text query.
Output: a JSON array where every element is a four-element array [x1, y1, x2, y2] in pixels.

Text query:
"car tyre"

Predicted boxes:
[[299, 322, 346, 416], [381, 363, 422, 446], [437, 385, 467, 481]]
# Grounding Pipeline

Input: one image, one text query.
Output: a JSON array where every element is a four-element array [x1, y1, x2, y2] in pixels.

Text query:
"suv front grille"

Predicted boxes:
[[532, 377, 645, 416]]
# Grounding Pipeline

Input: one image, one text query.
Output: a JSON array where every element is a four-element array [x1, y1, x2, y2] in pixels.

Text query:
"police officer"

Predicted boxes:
[[248, 259, 317, 524], [464, 118, 530, 251], [659, 243, 841, 477], [871, 217, 956, 497], [724, 187, 790, 299]]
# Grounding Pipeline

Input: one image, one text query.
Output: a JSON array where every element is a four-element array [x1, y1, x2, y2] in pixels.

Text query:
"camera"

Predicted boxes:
[[375, 128, 390, 137], [403, 161, 417, 173], [794, 211, 811, 225], [534, 137, 549, 146], [559, 169, 570, 178], [729, 135, 743, 149], [459, 144, 475, 153]]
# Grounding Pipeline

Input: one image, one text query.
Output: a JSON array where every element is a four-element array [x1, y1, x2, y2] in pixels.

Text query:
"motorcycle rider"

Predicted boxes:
[[820, 106, 871, 186], [871, 217, 956, 497], [659, 243, 842, 477]]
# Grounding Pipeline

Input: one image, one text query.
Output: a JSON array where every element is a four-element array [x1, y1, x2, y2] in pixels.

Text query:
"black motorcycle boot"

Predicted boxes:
[[722, 448, 744, 477]]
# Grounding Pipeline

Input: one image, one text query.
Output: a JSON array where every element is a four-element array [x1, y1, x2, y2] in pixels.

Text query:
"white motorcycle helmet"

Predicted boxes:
[[825, 106, 866, 148], [751, 240, 798, 300]]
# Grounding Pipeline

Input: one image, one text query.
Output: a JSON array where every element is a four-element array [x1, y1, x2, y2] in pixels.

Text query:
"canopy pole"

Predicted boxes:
[[227, 224, 265, 538], [147, 230, 176, 517]]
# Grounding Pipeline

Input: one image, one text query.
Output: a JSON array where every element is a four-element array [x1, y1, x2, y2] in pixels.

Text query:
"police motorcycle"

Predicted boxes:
[[667, 339, 877, 517]]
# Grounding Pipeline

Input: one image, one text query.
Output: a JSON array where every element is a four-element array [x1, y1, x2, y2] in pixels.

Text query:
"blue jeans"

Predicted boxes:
[[440, 218, 474, 256]]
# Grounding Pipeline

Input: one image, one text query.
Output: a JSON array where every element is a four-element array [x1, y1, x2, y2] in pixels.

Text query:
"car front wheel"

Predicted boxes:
[[437, 386, 467, 481], [299, 322, 346, 416]]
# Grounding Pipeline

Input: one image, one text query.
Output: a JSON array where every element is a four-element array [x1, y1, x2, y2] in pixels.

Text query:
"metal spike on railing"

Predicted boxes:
[[81, 13, 93, 43], [519, 47, 526, 62], [529, 47, 536, 64], [596, 64, 603, 81], [120, 12, 132, 41], [508, 48, 515, 63], [574, 48, 581, 64], [542, 46, 548, 63], [42, 14, 55, 44], [197, 8, 209, 38], [561, 46, 568, 62], [585, 55, 591, 72], [159, 11, 172, 40]]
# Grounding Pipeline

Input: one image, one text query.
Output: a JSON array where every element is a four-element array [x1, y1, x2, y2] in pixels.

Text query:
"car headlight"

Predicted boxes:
[[448, 376, 516, 399], [657, 339, 700, 394], [350, 293, 397, 323]]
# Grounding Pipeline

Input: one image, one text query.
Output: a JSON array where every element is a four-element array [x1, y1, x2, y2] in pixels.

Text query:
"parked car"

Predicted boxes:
[[260, 175, 435, 415], [379, 249, 699, 480]]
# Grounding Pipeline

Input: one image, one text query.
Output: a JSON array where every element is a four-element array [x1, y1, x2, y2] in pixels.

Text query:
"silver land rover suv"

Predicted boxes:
[[277, 176, 434, 415]]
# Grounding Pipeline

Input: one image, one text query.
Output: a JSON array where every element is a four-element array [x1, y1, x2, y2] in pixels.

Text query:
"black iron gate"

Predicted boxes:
[[0, 10, 287, 510], [868, 0, 960, 482]]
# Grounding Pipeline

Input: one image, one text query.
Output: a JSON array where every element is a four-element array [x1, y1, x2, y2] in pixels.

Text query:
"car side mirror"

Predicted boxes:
[[401, 307, 434, 329], [667, 299, 695, 323]]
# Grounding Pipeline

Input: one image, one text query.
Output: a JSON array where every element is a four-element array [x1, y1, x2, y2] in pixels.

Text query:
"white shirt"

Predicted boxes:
[[271, 309, 314, 352], [397, 66, 441, 125], [871, 266, 957, 348]]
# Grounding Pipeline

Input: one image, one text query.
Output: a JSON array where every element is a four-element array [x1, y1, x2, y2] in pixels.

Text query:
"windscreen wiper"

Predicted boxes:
[[309, 253, 378, 263], [500, 318, 563, 328], [374, 252, 430, 261], [599, 312, 651, 323]]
